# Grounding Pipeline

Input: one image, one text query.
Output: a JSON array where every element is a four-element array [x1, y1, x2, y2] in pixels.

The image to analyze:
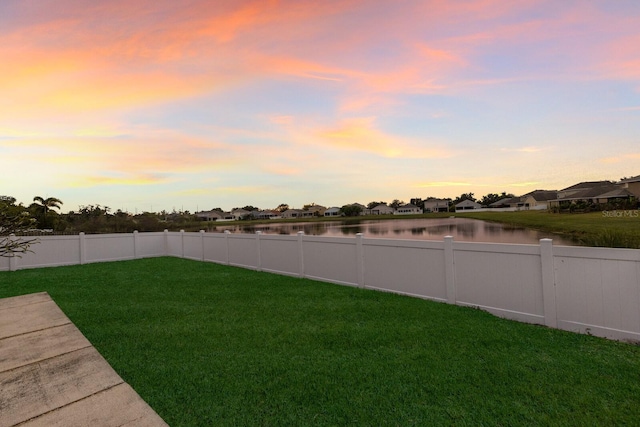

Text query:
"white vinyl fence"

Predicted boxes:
[[2, 230, 639, 342]]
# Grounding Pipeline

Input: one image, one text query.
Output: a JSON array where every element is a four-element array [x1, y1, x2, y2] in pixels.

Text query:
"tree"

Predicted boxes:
[[479, 192, 515, 207], [274, 203, 290, 213], [32, 196, 63, 229], [1, 196, 38, 257], [339, 204, 363, 217], [410, 198, 425, 210], [451, 193, 476, 204], [389, 199, 405, 209]]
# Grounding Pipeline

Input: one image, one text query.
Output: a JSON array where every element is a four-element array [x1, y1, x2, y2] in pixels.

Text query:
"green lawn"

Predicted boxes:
[[2, 257, 640, 426]]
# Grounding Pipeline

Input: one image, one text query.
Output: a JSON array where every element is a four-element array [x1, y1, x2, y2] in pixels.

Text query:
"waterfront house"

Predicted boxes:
[[324, 207, 341, 217], [454, 200, 482, 211], [367, 203, 395, 215], [423, 198, 449, 213], [394, 203, 422, 215]]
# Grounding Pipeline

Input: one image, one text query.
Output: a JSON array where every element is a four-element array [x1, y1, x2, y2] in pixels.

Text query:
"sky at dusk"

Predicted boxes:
[[2, 0, 640, 213]]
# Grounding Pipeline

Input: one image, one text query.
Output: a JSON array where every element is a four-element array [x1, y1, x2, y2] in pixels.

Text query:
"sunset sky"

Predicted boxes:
[[2, 0, 639, 213]]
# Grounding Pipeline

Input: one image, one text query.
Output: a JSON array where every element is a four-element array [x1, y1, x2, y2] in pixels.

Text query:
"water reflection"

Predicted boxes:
[[207, 217, 576, 245]]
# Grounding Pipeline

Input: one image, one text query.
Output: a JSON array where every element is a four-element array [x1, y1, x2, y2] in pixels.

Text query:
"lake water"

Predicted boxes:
[[207, 217, 577, 246]]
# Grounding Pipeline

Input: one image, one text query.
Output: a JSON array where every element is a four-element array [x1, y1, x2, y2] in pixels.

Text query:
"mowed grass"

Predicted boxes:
[[458, 210, 640, 248], [2, 257, 640, 426]]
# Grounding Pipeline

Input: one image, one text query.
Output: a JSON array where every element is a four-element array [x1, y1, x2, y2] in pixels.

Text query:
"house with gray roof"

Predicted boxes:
[[454, 199, 482, 211], [550, 181, 635, 210], [366, 203, 395, 215], [520, 190, 558, 210], [423, 198, 449, 212], [394, 203, 422, 215], [619, 175, 640, 198]]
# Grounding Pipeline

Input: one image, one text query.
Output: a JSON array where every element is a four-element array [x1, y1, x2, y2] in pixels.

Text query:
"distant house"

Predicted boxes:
[[394, 203, 422, 215], [196, 210, 235, 221], [423, 198, 449, 213], [324, 207, 341, 217], [619, 175, 640, 198], [454, 200, 482, 211], [550, 181, 634, 209], [556, 181, 614, 201], [196, 210, 223, 221], [281, 209, 302, 219], [520, 190, 558, 210], [250, 210, 280, 220], [304, 205, 327, 217], [488, 197, 522, 209], [231, 209, 251, 220], [366, 203, 395, 215]]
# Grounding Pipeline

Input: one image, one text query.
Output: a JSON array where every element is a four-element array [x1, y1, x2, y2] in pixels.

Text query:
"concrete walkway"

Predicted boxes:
[[0, 292, 168, 427]]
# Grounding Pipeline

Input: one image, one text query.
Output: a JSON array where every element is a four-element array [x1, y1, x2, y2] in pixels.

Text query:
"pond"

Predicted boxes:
[[206, 217, 577, 246]]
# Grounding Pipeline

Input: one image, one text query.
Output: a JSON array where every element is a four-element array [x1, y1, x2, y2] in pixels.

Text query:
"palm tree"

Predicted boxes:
[[32, 196, 63, 229]]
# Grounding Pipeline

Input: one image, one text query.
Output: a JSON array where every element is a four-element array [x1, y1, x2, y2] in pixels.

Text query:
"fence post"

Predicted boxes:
[[8, 234, 17, 271], [180, 230, 185, 258], [224, 230, 231, 265], [297, 231, 305, 278], [444, 236, 456, 304], [163, 229, 169, 256], [540, 238, 558, 328], [133, 230, 139, 259], [200, 230, 205, 261], [79, 232, 86, 265], [256, 231, 262, 271], [356, 233, 365, 288]]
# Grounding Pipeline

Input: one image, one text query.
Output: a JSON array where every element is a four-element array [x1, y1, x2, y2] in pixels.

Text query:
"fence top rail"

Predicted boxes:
[[302, 235, 362, 245], [255, 234, 299, 242], [84, 233, 136, 239], [452, 240, 542, 255], [553, 245, 640, 261], [361, 238, 444, 250]]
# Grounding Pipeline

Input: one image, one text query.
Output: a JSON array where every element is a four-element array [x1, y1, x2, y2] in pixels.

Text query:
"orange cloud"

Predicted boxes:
[[417, 182, 471, 188], [600, 153, 640, 164], [315, 117, 451, 159]]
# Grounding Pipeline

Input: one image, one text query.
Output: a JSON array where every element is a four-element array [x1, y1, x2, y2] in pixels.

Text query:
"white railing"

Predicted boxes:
[[2, 230, 639, 342]]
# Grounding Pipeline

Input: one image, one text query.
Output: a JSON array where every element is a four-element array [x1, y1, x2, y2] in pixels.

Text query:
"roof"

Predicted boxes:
[[558, 183, 632, 201], [489, 197, 521, 207], [521, 190, 558, 201], [560, 181, 614, 191], [455, 199, 482, 208], [619, 175, 640, 183]]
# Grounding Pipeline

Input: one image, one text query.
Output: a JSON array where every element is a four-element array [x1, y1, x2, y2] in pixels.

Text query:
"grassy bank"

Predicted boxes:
[[2, 257, 640, 426], [457, 210, 640, 248]]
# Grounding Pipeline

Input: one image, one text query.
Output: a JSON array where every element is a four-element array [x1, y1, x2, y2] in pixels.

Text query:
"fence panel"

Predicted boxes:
[[9, 236, 81, 269], [363, 239, 448, 300], [302, 236, 358, 286], [85, 234, 134, 263], [136, 232, 166, 258], [453, 242, 544, 324], [259, 235, 300, 276], [166, 233, 183, 257], [203, 234, 228, 263], [554, 246, 640, 341], [227, 234, 259, 269], [183, 233, 203, 261]]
